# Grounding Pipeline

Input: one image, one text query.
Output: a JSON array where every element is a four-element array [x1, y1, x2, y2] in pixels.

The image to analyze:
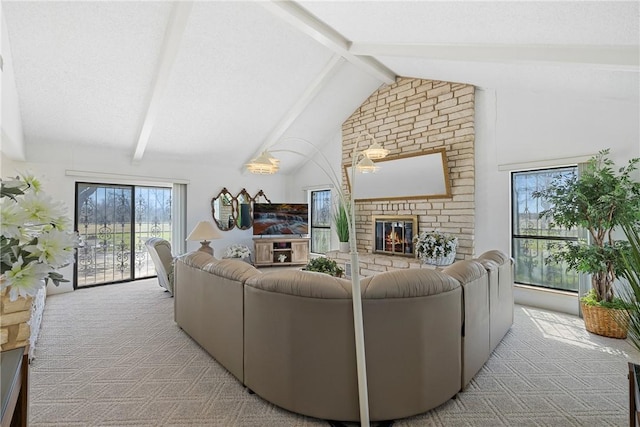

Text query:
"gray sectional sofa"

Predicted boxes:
[[174, 250, 514, 423]]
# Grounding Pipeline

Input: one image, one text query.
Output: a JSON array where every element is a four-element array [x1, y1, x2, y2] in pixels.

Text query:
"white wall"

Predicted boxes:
[[0, 8, 26, 161], [287, 130, 343, 251], [1, 141, 288, 293], [4, 79, 638, 310], [474, 87, 640, 314]]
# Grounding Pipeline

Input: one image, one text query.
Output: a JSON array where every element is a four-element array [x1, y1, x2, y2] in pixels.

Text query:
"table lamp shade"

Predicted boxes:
[[187, 221, 222, 256]]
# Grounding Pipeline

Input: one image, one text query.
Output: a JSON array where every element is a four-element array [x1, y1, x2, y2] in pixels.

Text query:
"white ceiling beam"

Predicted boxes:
[[132, 1, 193, 163], [350, 43, 640, 70], [260, 1, 396, 84], [241, 54, 344, 172]]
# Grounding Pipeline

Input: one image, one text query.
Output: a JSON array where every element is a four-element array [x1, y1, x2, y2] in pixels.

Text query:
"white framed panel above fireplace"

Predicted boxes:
[[344, 148, 451, 201]]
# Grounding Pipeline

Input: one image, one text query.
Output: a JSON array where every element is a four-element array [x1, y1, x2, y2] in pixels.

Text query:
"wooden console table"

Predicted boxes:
[[1, 347, 28, 427]]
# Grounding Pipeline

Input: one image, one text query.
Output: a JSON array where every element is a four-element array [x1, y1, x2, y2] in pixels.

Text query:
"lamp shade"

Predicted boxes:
[[246, 151, 278, 174], [363, 141, 389, 159], [356, 156, 379, 174], [187, 221, 222, 241]]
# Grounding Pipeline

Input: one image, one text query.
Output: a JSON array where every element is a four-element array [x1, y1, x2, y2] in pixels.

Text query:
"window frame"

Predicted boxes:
[[510, 166, 580, 292], [309, 189, 331, 255]]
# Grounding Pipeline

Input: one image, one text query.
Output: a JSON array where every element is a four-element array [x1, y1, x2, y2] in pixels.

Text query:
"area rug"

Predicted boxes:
[[28, 279, 638, 426]]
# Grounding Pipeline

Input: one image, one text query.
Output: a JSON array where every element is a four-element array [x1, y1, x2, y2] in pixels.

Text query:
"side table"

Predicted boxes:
[[1, 347, 28, 427]]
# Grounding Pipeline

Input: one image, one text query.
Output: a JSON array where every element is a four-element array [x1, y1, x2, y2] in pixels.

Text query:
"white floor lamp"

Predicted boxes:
[[245, 134, 388, 427]]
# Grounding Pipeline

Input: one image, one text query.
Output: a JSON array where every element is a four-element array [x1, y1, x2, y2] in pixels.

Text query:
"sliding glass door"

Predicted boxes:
[[75, 183, 172, 288]]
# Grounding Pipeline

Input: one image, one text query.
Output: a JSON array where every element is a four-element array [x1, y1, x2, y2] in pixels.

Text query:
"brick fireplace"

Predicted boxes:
[[328, 76, 476, 277]]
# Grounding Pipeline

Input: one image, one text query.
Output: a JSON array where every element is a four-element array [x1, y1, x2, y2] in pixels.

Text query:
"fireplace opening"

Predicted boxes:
[[373, 216, 417, 257]]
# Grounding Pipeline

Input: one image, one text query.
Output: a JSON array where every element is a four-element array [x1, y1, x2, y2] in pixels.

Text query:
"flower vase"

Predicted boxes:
[[0, 288, 32, 352], [422, 251, 456, 266], [339, 242, 350, 252]]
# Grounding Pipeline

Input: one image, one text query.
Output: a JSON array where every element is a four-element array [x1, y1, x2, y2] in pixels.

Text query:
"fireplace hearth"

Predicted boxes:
[[373, 216, 417, 257]]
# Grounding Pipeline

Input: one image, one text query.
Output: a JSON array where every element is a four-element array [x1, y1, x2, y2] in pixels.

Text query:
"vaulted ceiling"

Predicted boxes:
[[2, 1, 638, 172]]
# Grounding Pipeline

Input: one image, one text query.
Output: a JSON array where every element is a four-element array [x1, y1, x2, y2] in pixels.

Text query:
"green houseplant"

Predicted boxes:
[[333, 201, 349, 252], [619, 223, 640, 350], [304, 257, 344, 277], [533, 149, 640, 338]]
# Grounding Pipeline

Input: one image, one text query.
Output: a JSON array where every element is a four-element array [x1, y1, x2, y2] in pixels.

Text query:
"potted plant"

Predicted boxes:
[[619, 223, 640, 349], [1, 173, 79, 300], [533, 149, 640, 338], [1, 173, 79, 351], [333, 201, 350, 252], [413, 230, 458, 266], [616, 223, 640, 418], [224, 244, 252, 263], [304, 257, 344, 277]]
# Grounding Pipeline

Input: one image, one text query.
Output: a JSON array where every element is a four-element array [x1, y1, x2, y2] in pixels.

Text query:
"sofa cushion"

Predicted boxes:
[[441, 260, 486, 284], [204, 258, 261, 283], [181, 251, 218, 269], [245, 270, 352, 298], [360, 269, 460, 299], [476, 250, 510, 266]]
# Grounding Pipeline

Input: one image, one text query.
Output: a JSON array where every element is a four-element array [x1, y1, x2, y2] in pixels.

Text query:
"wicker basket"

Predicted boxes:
[[581, 302, 628, 339]]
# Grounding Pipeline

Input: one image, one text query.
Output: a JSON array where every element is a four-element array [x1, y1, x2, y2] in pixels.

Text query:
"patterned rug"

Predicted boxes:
[[29, 279, 639, 426]]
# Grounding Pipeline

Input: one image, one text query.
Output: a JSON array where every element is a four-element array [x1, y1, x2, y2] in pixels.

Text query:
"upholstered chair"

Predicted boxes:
[[145, 237, 175, 294]]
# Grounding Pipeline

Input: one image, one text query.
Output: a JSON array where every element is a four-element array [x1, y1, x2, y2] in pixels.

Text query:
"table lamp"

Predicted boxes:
[[186, 220, 222, 256]]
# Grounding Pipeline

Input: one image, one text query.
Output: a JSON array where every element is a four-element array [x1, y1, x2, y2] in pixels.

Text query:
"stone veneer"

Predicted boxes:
[[337, 77, 475, 270]]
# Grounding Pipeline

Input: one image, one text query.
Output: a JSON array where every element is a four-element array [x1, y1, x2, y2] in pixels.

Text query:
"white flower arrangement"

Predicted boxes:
[[225, 244, 251, 260], [413, 230, 458, 265], [1, 173, 80, 301]]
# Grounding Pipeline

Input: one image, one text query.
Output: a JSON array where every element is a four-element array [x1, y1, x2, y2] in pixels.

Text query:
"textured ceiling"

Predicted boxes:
[[2, 1, 638, 169]]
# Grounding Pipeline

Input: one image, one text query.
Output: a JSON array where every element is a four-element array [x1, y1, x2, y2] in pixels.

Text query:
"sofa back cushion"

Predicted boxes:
[[245, 270, 351, 298], [180, 251, 217, 269], [476, 249, 510, 266], [204, 258, 261, 283], [441, 259, 490, 388], [360, 268, 460, 298]]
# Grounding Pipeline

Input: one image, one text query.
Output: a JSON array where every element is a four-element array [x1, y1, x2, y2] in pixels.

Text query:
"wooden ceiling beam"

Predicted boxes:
[[132, 1, 193, 163], [350, 43, 639, 70], [260, 1, 396, 85]]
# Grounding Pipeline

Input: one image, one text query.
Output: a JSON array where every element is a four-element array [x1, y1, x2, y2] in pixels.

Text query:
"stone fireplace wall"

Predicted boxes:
[[342, 77, 475, 260]]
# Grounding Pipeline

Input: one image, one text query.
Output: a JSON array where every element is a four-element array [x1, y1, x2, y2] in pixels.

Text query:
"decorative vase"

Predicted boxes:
[[339, 242, 350, 252], [0, 288, 32, 352], [421, 251, 456, 266], [580, 301, 628, 339]]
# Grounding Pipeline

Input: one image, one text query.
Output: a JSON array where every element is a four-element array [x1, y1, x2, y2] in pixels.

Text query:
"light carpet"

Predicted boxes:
[[29, 278, 639, 426]]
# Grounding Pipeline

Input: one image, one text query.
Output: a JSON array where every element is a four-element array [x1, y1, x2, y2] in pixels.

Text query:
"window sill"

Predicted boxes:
[[514, 284, 579, 316]]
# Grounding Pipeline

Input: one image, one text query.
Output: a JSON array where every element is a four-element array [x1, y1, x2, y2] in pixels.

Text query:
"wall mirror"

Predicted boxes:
[[252, 190, 271, 204], [211, 188, 235, 231], [345, 148, 452, 201], [234, 189, 253, 230], [211, 188, 271, 231]]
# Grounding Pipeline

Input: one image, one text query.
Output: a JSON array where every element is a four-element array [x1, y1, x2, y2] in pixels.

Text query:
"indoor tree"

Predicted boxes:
[[533, 149, 640, 305]]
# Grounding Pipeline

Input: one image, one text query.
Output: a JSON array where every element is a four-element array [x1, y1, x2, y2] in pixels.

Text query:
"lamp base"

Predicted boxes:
[[198, 241, 214, 256]]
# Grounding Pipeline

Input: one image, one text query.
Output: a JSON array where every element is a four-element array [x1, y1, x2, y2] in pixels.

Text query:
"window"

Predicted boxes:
[[310, 189, 331, 254], [511, 167, 579, 292], [75, 183, 172, 287]]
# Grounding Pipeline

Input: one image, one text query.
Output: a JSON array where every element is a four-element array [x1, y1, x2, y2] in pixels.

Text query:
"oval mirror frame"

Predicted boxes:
[[211, 187, 235, 231], [234, 188, 252, 230], [252, 190, 271, 204]]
